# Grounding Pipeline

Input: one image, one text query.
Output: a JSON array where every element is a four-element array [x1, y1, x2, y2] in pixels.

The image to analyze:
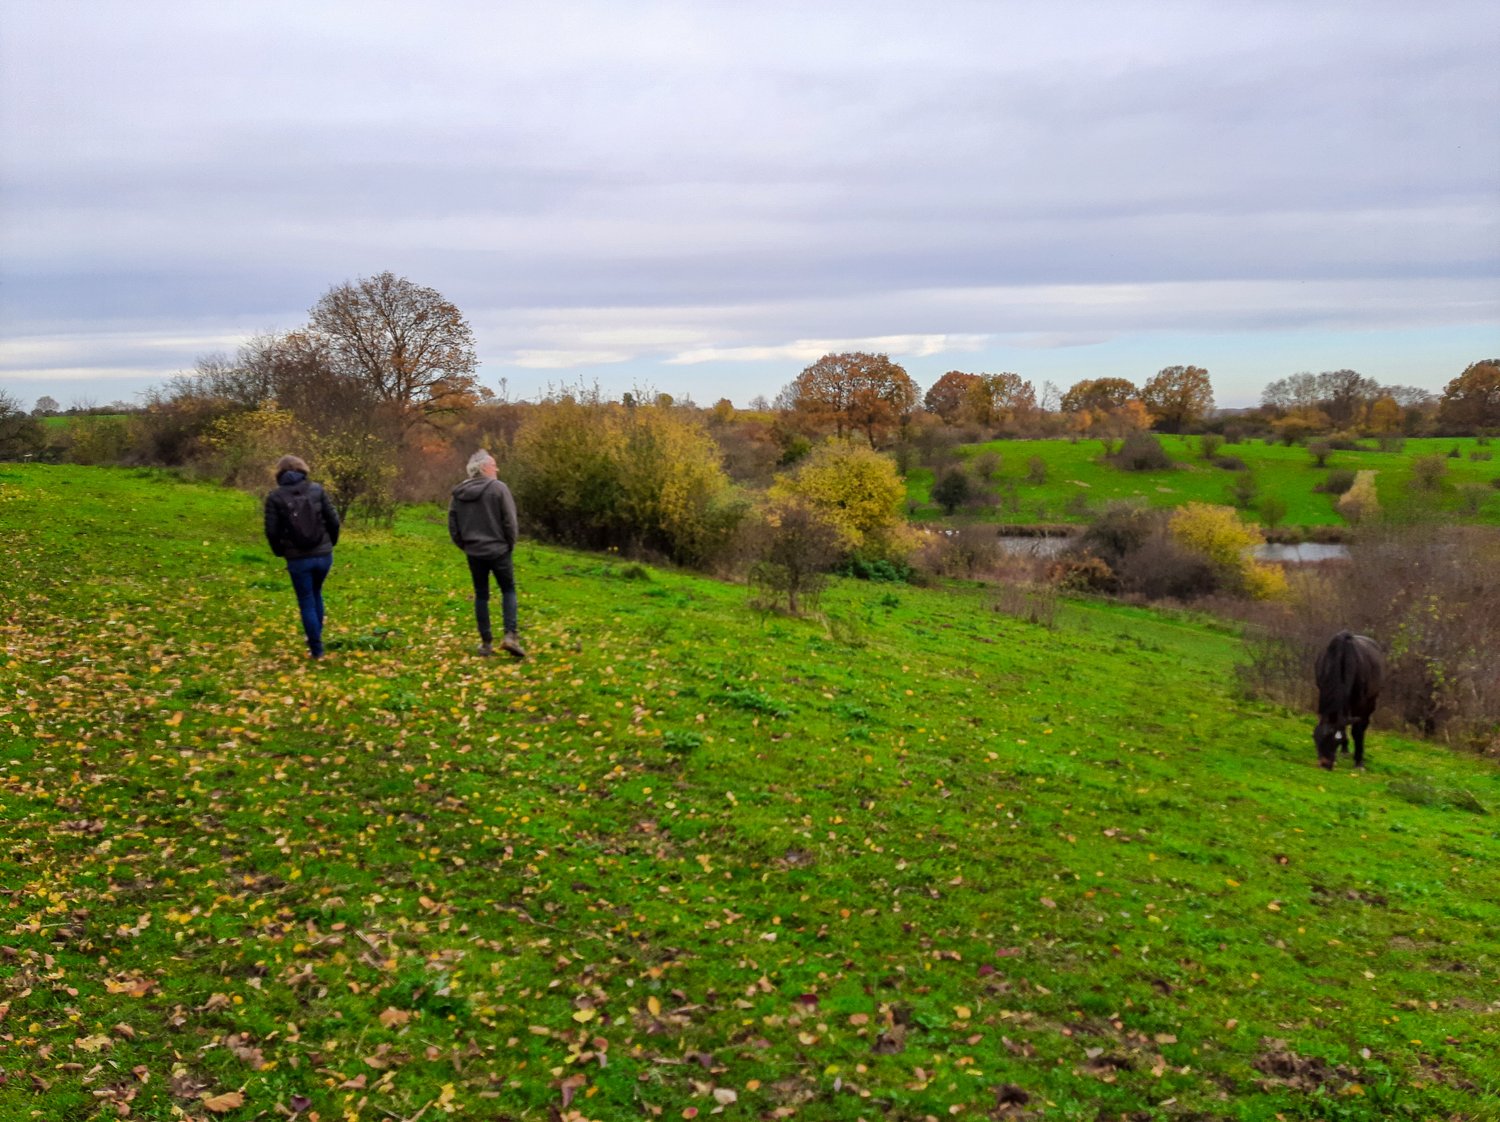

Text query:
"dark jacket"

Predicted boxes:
[[448, 476, 518, 558], [264, 470, 340, 560]]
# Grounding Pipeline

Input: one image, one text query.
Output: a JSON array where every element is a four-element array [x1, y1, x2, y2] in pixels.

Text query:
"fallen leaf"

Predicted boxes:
[[202, 1090, 245, 1113]]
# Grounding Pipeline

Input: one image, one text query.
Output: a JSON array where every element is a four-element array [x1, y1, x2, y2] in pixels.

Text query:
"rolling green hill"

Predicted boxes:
[[2, 465, 1496, 1121], [906, 436, 1500, 528]]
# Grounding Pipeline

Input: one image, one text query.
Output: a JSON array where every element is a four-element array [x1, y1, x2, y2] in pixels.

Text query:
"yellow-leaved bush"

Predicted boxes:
[[1167, 502, 1287, 600], [767, 439, 913, 562], [513, 395, 743, 567]]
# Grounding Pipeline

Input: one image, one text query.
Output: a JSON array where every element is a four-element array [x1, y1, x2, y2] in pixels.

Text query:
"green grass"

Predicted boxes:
[[2, 465, 1498, 1121], [908, 436, 1500, 527]]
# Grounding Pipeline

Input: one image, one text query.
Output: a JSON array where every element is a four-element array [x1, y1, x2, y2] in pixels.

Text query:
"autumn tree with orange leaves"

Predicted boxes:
[[789, 352, 917, 447], [1140, 365, 1214, 433], [922, 371, 980, 423], [965, 372, 1037, 429]]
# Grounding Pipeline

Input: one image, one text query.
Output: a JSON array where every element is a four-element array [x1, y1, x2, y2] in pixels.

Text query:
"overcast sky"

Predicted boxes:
[[2, 0, 1497, 411]]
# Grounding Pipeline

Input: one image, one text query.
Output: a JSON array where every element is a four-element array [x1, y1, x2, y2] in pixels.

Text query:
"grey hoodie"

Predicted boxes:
[[448, 476, 518, 558]]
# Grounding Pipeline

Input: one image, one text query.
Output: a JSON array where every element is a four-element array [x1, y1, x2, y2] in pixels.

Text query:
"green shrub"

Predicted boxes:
[[1108, 432, 1172, 471]]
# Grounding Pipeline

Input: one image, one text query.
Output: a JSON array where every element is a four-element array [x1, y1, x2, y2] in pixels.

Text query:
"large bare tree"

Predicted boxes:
[[309, 272, 483, 424]]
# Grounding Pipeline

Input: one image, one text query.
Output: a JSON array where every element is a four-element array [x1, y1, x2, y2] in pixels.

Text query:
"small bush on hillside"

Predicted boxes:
[[746, 497, 842, 616], [931, 468, 973, 514], [319, 431, 399, 526], [1116, 533, 1221, 601], [1213, 454, 1248, 471], [1308, 441, 1332, 467], [1470, 449, 1493, 462], [1227, 471, 1259, 509], [1410, 454, 1448, 491], [991, 582, 1057, 628], [1378, 434, 1406, 452], [971, 451, 1001, 480], [1046, 553, 1117, 593], [1259, 494, 1288, 529], [1317, 469, 1356, 495], [837, 555, 913, 583], [1026, 455, 1048, 484], [1108, 432, 1173, 471], [1200, 433, 1223, 459], [1456, 483, 1490, 515], [1075, 501, 1158, 569]]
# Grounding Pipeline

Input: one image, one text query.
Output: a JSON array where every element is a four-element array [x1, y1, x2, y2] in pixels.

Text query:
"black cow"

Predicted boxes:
[[1313, 631, 1385, 770]]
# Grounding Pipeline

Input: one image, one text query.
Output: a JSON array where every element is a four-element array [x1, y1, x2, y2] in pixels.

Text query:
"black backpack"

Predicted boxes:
[[282, 487, 325, 551]]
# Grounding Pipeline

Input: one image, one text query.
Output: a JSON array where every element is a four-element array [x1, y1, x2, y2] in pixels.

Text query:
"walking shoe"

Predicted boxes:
[[476, 640, 494, 657], [500, 633, 526, 659]]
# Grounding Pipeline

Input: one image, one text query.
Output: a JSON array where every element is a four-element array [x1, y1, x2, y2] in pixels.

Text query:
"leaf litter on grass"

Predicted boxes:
[[1, 464, 1498, 1121]]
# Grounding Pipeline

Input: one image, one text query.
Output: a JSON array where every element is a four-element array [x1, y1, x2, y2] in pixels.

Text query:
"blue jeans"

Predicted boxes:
[[467, 551, 517, 641], [286, 553, 333, 657]]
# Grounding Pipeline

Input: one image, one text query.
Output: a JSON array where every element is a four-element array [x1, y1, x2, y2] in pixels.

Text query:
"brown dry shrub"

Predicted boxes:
[[1240, 525, 1500, 747]]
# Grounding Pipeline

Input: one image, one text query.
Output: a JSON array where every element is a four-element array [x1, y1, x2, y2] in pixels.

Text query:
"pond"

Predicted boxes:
[[993, 535, 1351, 563]]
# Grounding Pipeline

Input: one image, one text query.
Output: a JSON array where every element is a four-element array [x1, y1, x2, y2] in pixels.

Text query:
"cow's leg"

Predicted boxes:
[[1351, 718, 1369, 768]]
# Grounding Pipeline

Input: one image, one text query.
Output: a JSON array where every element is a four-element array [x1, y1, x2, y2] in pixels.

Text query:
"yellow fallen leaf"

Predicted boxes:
[[572, 1007, 596, 1023], [647, 996, 661, 1016], [202, 1090, 245, 1113]]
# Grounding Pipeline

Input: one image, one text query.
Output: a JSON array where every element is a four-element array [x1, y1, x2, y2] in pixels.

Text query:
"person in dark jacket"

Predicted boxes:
[[264, 454, 341, 660], [449, 449, 524, 658]]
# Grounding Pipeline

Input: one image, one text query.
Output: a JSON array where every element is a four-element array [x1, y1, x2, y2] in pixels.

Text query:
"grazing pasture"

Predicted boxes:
[[1, 466, 1497, 1120], [906, 436, 1500, 527]]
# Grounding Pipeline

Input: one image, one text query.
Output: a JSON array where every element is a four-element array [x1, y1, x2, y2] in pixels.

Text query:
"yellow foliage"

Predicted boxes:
[[514, 396, 740, 566], [769, 439, 912, 560], [1167, 502, 1286, 600]]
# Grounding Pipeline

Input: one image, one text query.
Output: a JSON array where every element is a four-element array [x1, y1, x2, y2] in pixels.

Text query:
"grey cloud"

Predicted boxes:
[[1, 0, 1496, 404]]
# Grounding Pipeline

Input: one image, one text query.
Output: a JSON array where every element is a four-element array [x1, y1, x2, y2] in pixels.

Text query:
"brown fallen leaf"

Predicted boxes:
[[202, 1090, 245, 1113]]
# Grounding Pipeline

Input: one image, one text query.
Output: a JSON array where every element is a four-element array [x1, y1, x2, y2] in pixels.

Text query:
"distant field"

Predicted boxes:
[[906, 435, 1500, 528], [39, 413, 129, 431], [2, 465, 1497, 1120]]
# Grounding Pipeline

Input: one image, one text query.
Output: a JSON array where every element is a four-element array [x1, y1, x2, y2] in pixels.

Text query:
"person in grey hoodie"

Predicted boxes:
[[448, 449, 525, 658]]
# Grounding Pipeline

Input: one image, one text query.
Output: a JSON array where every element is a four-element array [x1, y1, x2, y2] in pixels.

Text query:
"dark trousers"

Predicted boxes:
[[467, 551, 517, 641], [286, 553, 333, 656]]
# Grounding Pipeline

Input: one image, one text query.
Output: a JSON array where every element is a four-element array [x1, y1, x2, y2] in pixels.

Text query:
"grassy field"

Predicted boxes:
[[2, 465, 1497, 1122], [905, 436, 1500, 528]]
